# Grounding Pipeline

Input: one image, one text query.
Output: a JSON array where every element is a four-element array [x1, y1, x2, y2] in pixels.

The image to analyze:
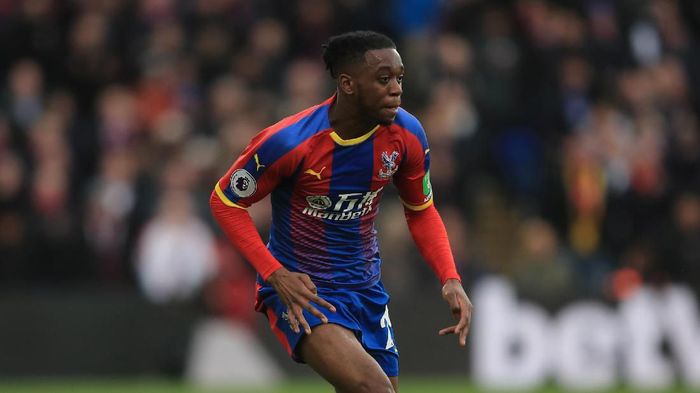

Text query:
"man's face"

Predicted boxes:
[[352, 48, 404, 125]]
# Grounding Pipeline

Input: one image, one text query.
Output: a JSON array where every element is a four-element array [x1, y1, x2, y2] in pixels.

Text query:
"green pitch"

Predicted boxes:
[[0, 378, 692, 393]]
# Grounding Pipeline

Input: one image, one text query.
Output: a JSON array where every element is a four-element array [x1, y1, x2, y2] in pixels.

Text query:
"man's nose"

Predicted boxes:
[[389, 79, 402, 95]]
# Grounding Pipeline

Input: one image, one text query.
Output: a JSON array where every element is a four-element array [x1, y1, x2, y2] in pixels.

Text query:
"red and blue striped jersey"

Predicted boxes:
[[215, 95, 434, 288]]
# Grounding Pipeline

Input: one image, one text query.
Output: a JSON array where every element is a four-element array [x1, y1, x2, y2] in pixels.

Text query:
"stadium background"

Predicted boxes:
[[1, 0, 700, 392]]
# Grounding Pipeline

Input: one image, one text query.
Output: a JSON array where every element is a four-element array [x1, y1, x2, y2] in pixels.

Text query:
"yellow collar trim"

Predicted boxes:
[[329, 125, 379, 146]]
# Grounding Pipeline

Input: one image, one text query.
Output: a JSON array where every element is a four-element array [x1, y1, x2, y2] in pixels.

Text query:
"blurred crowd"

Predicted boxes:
[[1, 0, 700, 318]]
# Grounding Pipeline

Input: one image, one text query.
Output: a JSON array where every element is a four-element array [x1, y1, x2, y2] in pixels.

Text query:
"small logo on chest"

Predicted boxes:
[[379, 151, 399, 179], [304, 166, 326, 180], [253, 154, 265, 171]]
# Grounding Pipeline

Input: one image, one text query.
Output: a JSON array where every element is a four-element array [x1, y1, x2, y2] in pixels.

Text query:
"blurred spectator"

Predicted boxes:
[[511, 217, 577, 309], [606, 242, 654, 301], [136, 189, 217, 304], [0, 150, 28, 279], [84, 148, 139, 281], [658, 192, 700, 295], [205, 239, 257, 328], [277, 58, 327, 116], [97, 85, 142, 149], [376, 199, 419, 299], [65, 10, 122, 112], [5, 59, 44, 133], [441, 204, 487, 289]]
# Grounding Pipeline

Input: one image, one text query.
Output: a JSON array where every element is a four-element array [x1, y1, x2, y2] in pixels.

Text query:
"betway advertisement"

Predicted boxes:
[[471, 277, 700, 390]]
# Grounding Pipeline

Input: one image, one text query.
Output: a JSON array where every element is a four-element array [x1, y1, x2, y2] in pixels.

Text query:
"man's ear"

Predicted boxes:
[[338, 73, 354, 95]]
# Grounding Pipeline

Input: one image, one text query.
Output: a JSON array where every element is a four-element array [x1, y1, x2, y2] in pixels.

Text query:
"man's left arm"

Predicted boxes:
[[392, 113, 472, 346], [404, 204, 473, 346]]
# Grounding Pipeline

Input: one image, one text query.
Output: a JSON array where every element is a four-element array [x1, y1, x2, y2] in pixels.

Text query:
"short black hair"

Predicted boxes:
[[321, 31, 396, 78]]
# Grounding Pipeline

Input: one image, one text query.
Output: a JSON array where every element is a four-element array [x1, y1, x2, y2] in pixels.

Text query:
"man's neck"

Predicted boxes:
[[329, 93, 377, 140]]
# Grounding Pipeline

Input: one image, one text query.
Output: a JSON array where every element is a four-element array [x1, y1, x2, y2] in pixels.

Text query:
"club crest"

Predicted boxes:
[[378, 151, 399, 179]]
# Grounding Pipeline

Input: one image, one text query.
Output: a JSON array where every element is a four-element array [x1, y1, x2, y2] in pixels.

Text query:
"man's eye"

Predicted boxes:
[[397, 76, 403, 84], [379, 76, 390, 84]]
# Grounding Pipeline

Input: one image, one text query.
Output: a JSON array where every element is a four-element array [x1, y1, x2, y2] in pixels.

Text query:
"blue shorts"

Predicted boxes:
[[256, 280, 399, 377]]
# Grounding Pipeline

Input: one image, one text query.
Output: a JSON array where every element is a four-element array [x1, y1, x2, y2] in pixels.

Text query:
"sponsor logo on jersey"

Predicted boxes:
[[230, 169, 256, 197], [306, 195, 332, 210], [303, 187, 383, 221], [378, 151, 399, 179]]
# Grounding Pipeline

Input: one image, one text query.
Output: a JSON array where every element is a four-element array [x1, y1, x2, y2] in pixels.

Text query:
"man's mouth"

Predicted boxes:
[[383, 107, 399, 116]]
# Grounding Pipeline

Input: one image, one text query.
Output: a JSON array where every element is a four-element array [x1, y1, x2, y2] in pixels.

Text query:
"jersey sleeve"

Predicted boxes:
[[214, 127, 303, 209], [393, 114, 433, 211]]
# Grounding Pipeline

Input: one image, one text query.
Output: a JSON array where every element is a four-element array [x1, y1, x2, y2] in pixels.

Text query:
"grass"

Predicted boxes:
[[0, 378, 694, 393]]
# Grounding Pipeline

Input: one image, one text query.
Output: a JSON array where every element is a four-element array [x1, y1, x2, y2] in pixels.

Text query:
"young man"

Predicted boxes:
[[210, 31, 472, 392]]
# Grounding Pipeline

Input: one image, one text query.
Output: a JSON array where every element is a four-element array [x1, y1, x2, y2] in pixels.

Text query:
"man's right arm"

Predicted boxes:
[[210, 185, 336, 334], [209, 191, 283, 280]]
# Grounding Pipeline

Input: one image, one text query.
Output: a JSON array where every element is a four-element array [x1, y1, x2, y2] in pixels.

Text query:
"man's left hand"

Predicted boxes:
[[438, 278, 473, 346]]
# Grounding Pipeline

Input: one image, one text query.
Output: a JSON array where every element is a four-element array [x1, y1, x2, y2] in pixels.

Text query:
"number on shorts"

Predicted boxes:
[[380, 305, 396, 351]]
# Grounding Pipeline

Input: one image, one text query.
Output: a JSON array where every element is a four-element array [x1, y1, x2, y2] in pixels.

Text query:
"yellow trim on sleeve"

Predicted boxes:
[[401, 197, 434, 211], [215, 183, 247, 209], [329, 125, 379, 146]]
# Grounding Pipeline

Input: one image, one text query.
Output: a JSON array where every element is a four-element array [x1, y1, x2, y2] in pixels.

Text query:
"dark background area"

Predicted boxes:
[[1, 0, 700, 378]]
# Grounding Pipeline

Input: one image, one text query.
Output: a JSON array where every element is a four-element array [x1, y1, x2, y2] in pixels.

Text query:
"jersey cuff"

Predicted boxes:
[[401, 197, 433, 211], [214, 183, 247, 209]]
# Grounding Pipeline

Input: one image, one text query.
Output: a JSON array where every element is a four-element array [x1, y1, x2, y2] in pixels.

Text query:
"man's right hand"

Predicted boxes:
[[266, 268, 336, 335]]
